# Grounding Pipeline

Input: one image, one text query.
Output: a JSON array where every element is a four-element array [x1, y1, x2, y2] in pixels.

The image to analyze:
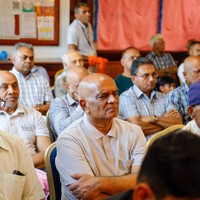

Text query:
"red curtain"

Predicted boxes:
[[97, 0, 159, 50], [97, 0, 200, 51], [162, 0, 200, 51]]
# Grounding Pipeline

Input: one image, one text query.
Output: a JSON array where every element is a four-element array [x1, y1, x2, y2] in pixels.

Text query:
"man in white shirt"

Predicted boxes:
[[54, 50, 84, 97], [56, 73, 147, 200], [0, 70, 51, 169], [0, 100, 45, 199]]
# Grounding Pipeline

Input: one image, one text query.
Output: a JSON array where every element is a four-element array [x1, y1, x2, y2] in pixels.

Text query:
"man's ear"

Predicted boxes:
[[64, 81, 68, 90], [11, 56, 15, 64], [133, 183, 155, 200], [79, 99, 89, 114], [188, 106, 194, 118], [121, 58, 125, 67], [131, 75, 136, 83], [183, 71, 186, 79]]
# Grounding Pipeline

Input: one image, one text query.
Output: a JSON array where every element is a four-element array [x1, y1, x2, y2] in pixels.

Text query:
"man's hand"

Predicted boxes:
[[163, 110, 180, 118], [69, 174, 101, 200]]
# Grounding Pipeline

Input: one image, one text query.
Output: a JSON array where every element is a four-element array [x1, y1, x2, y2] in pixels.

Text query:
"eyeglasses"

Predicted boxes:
[[135, 72, 158, 80], [0, 98, 5, 109]]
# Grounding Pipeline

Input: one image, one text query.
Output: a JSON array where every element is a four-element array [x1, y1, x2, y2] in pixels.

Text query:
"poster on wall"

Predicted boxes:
[[0, 0, 59, 45]]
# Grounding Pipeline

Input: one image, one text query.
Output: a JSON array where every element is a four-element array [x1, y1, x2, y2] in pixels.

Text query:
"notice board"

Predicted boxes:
[[0, 0, 59, 45]]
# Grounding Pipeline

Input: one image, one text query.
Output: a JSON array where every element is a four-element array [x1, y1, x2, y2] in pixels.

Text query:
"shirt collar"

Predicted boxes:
[[76, 19, 88, 28], [83, 114, 117, 140], [12, 67, 32, 79], [66, 93, 78, 106], [182, 81, 189, 92], [0, 103, 25, 116], [133, 84, 156, 99]]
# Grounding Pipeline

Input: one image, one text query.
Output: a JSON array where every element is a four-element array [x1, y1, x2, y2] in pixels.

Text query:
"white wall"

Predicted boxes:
[[0, 0, 69, 59]]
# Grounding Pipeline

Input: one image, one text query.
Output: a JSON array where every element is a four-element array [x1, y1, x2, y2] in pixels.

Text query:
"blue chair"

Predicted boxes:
[[44, 142, 61, 200]]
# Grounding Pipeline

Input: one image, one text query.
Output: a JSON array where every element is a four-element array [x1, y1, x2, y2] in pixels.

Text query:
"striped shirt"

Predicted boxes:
[[119, 85, 175, 120], [11, 67, 53, 107], [146, 51, 176, 70], [168, 82, 191, 124], [49, 93, 84, 136]]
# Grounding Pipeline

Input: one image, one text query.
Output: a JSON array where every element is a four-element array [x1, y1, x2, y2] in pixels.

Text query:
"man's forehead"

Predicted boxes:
[[79, 6, 90, 11], [0, 72, 17, 84], [138, 64, 155, 72]]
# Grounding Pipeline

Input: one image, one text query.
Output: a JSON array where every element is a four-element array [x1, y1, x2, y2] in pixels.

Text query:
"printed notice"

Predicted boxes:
[[20, 12, 36, 38], [37, 16, 54, 40]]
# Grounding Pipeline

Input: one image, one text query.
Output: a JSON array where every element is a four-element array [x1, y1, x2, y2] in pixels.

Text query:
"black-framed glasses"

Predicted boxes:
[[0, 99, 5, 109], [135, 72, 158, 80]]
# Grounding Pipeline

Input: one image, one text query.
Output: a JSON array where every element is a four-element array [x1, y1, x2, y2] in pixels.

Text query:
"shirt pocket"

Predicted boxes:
[[118, 159, 133, 175], [0, 173, 25, 200]]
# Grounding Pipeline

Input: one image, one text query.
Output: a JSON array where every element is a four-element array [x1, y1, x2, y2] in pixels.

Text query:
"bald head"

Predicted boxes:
[[78, 73, 115, 99], [66, 66, 89, 101], [78, 73, 119, 122], [184, 56, 200, 86], [0, 70, 18, 81], [66, 66, 89, 84], [61, 50, 84, 71], [0, 70, 19, 112]]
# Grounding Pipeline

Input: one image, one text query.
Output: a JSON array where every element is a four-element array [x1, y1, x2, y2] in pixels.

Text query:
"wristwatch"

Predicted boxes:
[[153, 115, 158, 123]]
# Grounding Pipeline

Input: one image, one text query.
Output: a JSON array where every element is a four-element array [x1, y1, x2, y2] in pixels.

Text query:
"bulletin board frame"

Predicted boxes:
[[0, 0, 59, 46]]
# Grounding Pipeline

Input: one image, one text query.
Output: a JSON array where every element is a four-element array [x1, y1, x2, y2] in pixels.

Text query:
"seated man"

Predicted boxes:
[[146, 33, 176, 70], [54, 50, 84, 97], [169, 56, 200, 124], [49, 66, 89, 137], [115, 47, 140, 95], [106, 130, 200, 200], [0, 130, 45, 199], [0, 71, 51, 169], [11, 42, 53, 115], [119, 57, 182, 139], [156, 75, 176, 94], [183, 81, 200, 135], [56, 73, 147, 200]]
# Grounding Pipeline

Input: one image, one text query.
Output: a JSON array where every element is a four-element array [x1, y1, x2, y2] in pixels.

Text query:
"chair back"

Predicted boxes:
[[54, 69, 64, 80], [147, 124, 185, 147], [46, 110, 57, 142], [44, 142, 61, 200]]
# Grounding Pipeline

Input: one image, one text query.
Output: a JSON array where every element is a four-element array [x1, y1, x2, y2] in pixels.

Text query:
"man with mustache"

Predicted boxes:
[[119, 57, 182, 140], [56, 73, 147, 200], [11, 42, 53, 115], [0, 70, 51, 169]]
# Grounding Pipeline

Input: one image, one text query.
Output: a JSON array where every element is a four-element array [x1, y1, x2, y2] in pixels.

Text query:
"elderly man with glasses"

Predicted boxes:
[[119, 57, 182, 140]]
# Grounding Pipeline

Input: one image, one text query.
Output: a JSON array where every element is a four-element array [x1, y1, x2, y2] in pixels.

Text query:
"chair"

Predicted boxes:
[[50, 86, 55, 98], [44, 142, 61, 200], [147, 124, 185, 147], [46, 110, 57, 142], [54, 69, 64, 80]]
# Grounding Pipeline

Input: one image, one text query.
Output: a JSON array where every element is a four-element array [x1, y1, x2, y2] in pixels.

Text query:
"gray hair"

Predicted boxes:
[[150, 34, 163, 48], [74, 2, 88, 14], [13, 42, 34, 56]]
